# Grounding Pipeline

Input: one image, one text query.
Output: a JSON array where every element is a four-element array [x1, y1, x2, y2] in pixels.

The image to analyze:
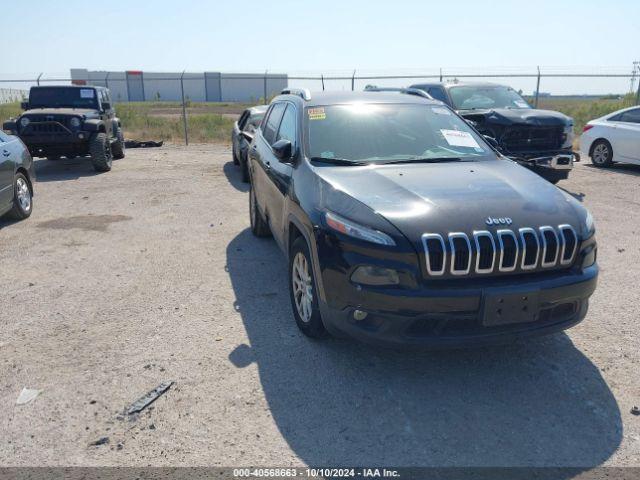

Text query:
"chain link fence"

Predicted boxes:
[[2, 66, 639, 144]]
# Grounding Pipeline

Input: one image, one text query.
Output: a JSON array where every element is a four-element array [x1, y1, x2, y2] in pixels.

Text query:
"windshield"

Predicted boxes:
[[449, 86, 531, 110], [305, 103, 494, 164], [28, 87, 99, 109]]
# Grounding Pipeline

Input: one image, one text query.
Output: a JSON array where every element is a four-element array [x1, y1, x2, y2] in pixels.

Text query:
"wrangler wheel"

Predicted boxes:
[[89, 132, 113, 172]]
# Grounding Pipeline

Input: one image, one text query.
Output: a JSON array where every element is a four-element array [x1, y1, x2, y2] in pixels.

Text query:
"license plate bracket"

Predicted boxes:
[[482, 289, 540, 326]]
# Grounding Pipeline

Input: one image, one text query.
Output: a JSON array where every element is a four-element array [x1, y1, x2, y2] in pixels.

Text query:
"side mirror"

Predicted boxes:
[[483, 135, 500, 150], [3, 120, 17, 133], [240, 131, 254, 142], [272, 139, 292, 161], [20, 101, 29, 110], [102, 102, 111, 111]]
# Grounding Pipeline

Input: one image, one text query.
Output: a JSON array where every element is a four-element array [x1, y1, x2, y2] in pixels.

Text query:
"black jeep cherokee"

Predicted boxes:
[[247, 89, 597, 347], [407, 82, 577, 184], [3, 86, 125, 172]]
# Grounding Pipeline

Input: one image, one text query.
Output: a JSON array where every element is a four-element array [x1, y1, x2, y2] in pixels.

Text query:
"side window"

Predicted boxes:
[[238, 111, 249, 130], [428, 87, 448, 104], [619, 108, 640, 124], [276, 104, 296, 145], [262, 103, 286, 145]]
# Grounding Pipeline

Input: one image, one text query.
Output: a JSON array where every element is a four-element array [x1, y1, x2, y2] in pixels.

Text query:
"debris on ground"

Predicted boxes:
[[89, 437, 109, 446], [124, 140, 164, 149], [16, 388, 41, 405], [632, 406, 640, 416], [126, 381, 173, 415]]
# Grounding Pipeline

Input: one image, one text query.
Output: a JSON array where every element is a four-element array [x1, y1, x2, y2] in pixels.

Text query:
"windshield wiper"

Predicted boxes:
[[381, 157, 465, 165], [309, 156, 367, 166]]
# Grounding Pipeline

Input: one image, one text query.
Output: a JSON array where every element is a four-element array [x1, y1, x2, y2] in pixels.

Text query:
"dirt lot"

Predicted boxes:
[[0, 145, 639, 468]]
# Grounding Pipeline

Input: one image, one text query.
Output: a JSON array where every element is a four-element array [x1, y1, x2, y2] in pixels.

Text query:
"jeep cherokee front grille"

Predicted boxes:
[[421, 225, 578, 277]]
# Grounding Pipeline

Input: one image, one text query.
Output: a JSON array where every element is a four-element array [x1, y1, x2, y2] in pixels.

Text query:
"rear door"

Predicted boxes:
[[0, 132, 16, 209], [263, 102, 296, 247], [614, 108, 640, 162], [250, 102, 286, 222]]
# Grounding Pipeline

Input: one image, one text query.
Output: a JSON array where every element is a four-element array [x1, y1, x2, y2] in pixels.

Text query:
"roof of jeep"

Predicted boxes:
[[30, 85, 104, 90], [277, 90, 442, 107]]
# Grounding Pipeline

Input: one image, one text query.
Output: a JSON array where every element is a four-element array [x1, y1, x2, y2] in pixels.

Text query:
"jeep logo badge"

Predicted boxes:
[[486, 217, 513, 226]]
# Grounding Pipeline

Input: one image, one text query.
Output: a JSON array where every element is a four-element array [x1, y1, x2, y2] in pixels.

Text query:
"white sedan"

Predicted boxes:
[[580, 105, 640, 167]]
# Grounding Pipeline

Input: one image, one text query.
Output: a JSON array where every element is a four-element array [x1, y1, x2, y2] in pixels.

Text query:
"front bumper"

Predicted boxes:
[[318, 265, 598, 348]]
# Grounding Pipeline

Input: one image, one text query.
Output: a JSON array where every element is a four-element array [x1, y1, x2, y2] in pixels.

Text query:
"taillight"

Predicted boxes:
[[583, 124, 594, 133]]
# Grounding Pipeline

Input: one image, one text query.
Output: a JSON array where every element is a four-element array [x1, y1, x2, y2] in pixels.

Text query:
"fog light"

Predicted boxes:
[[353, 310, 368, 321], [78, 133, 84, 139], [582, 246, 597, 268], [351, 265, 400, 286]]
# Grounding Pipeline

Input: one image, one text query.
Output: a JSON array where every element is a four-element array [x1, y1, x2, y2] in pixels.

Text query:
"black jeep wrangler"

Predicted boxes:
[[3, 85, 125, 172]]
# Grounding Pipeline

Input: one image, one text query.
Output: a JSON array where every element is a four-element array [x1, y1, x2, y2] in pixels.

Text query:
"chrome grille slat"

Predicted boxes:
[[448, 232, 472, 275], [519, 227, 540, 270], [422, 224, 577, 277], [497, 229, 519, 272]]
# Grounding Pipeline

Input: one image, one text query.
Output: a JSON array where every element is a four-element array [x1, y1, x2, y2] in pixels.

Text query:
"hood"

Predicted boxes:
[[315, 159, 585, 243], [21, 108, 98, 118], [459, 108, 572, 127]]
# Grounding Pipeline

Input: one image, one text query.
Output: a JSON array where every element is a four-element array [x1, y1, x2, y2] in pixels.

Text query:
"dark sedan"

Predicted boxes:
[[232, 105, 268, 182], [0, 131, 35, 221]]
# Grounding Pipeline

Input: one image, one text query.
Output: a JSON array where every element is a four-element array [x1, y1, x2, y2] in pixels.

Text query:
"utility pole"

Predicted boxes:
[[631, 61, 639, 96]]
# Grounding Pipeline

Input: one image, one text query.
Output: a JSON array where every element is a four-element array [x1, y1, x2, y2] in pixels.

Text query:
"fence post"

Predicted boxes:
[[439, 68, 443, 82], [351, 70, 356, 91], [105, 72, 110, 90], [263, 70, 268, 104], [321, 74, 325, 91], [36, 73, 42, 86], [534, 66, 541, 108], [180, 70, 189, 146], [636, 76, 640, 105]]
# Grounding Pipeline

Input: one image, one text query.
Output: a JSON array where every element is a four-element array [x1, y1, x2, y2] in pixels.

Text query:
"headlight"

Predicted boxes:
[[584, 210, 595, 237], [69, 117, 81, 128], [562, 122, 574, 148], [20, 117, 30, 127], [325, 211, 395, 246]]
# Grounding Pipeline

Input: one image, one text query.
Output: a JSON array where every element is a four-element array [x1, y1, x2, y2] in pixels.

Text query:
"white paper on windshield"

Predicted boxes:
[[80, 89, 95, 99], [514, 100, 529, 108], [432, 107, 451, 115], [440, 129, 480, 149]]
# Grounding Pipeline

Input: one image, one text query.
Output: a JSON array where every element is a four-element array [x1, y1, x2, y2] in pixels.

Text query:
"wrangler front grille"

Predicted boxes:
[[421, 225, 578, 277]]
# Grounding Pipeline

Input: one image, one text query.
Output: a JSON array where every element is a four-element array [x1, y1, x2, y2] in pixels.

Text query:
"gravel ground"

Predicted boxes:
[[0, 145, 639, 468]]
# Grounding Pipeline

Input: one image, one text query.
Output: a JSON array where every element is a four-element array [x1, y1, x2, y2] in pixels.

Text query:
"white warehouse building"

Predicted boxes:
[[70, 69, 288, 103]]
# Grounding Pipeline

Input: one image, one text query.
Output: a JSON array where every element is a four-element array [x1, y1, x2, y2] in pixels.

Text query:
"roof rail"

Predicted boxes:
[[363, 86, 433, 100], [280, 88, 311, 100]]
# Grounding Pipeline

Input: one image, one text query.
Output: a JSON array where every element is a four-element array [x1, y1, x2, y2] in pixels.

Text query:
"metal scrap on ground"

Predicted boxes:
[[16, 388, 41, 405], [124, 140, 164, 148], [126, 381, 173, 415]]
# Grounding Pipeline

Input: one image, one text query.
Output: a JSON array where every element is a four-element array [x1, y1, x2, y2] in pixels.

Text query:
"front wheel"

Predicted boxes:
[[5, 173, 32, 220], [89, 132, 113, 172], [289, 236, 326, 338], [591, 140, 613, 168]]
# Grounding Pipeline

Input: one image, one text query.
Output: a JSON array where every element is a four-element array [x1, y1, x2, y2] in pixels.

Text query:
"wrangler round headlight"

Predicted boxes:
[[69, 117, 81, 128], [20, 117, 30, 127]]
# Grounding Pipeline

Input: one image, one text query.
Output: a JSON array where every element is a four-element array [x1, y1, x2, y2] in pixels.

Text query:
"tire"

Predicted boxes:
[[289, 236, 326, 338], [112, 128, 125, 160], [590, 140, 613, 168], [89, 132, 113, 172], [249, 184, 271, 237], [5, 173, 32, 221]]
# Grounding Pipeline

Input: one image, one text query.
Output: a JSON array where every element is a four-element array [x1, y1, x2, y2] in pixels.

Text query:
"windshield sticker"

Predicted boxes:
[[514, 100, 529, 108], [432, 107, 451, 116], [80, 89, 95, 99], [308, 107, 326, 120], [440, 129, 481, 149]]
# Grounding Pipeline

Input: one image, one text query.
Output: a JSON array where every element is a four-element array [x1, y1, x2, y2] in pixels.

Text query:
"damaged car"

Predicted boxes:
[[408, 82, 577, 184]]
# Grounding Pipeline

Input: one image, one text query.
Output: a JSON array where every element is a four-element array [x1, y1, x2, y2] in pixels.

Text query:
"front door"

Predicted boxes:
[[0, 132, 16, 209]]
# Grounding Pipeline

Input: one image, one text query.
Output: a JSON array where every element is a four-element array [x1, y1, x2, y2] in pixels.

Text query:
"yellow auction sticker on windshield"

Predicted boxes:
[[308, 107, 326, 120]]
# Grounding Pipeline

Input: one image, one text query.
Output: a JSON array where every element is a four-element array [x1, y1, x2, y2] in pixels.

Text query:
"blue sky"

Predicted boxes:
[[3, 0, 639, 94]]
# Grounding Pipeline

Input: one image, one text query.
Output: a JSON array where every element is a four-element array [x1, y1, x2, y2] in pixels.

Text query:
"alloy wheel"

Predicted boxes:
[[16, 177, 31, 213], [292, 252, 313, 323], [592, 143, 609, 164]]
